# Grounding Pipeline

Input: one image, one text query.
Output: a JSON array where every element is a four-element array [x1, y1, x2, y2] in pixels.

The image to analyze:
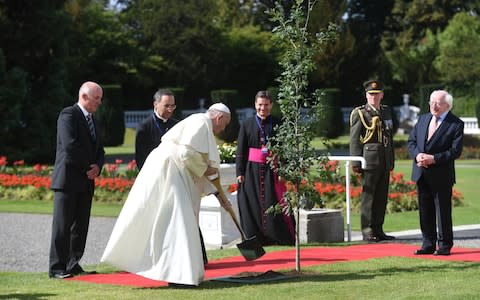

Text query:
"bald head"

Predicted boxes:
[[78, 81, 103, 114]]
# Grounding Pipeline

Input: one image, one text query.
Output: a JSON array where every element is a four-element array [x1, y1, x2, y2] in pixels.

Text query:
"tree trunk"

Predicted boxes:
[[295, 208, 301, 272]]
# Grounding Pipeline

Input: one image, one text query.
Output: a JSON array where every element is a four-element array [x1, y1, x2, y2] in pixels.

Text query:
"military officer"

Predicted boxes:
[[349, 80, 395, 242]]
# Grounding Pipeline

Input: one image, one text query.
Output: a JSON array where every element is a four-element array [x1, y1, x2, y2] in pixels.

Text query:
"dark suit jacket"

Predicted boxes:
[[50, 104, 105, 192], [135, 114, 178, 169], [407, 111, 464, 186]]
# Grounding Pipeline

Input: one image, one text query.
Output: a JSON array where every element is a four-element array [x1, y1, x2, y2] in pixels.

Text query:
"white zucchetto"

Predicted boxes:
[[208, 103, 231, 114]]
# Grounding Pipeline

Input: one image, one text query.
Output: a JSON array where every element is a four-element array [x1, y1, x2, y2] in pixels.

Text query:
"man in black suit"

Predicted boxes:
[[135, 89, 178, 170], [408, 90, 464, 256], [49, 81, 105, 279]]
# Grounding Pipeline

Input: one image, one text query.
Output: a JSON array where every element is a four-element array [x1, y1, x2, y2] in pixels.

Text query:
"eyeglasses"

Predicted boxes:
[[163, 104, 176, 109], [429, 101, 445, 107]]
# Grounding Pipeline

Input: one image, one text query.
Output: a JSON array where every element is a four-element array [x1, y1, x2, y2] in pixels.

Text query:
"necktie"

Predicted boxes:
[[427, 116, 439, 141], [86, 114, 96, 141]]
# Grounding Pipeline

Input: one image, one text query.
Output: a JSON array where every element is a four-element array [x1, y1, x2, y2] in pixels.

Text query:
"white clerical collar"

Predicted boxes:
[[154, 110, 168, 123], [77, 103, 89, 118]]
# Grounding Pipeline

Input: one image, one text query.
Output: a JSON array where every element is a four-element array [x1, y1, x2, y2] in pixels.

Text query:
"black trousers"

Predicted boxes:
[[417, 176, 453, 250], [49, 190, 93, 275]]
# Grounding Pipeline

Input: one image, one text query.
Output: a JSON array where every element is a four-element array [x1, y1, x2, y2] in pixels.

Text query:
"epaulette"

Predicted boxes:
[[350, 106, 364, 126]]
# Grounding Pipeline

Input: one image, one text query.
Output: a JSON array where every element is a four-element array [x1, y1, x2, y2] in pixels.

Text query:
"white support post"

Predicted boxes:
[[327, 156, 366, 242]]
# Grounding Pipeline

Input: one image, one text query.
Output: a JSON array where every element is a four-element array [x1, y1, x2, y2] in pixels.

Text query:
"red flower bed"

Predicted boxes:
[[0, 155, 464, 211]]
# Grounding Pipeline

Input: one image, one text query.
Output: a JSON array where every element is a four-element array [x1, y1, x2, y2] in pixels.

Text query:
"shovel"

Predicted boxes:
[[210, 176, 265, 261]]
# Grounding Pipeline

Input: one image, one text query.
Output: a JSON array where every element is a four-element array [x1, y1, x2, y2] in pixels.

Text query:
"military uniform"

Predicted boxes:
[[349, 80, 395, 241]]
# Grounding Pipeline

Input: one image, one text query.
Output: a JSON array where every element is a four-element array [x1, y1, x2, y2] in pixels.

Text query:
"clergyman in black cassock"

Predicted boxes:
[[235, 91, 295, 246]]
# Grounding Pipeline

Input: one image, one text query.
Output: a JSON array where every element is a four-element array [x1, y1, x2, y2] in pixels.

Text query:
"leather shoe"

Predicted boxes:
[[434, 248, 451, 256], [70, 265, 97, 276], [376, 233, 396, 241], [414, 248, 435, 255], [362, 234, 379, 242], [49, 272, 73, 279]]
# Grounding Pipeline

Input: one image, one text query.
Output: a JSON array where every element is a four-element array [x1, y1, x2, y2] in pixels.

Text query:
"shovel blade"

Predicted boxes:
[[236, 237, 265, 261]]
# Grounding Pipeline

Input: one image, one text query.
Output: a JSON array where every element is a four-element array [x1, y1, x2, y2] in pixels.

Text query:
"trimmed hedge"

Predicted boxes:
[[211, 89, 241, 142], [97, 84, 125, 146]]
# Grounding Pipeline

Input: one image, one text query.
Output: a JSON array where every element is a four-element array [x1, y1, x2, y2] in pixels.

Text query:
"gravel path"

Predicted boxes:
[[0, 213, 115, 273], [1, 212, 479, 273]]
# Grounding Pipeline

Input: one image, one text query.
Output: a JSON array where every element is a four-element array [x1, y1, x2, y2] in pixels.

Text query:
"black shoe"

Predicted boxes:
[[414, 248, 435, 255], [362, 234, 379, 242], [168, 282, 196, 289], [377, 233, 396, 241], [77, 270, 97, 275], [49, 272, 73, 279], [69, 265, 97, 276], [434, 248, 451, 256]]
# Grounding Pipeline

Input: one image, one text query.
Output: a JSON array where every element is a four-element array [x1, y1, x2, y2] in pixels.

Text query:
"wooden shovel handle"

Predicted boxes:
[[210, 176, 247, 240]]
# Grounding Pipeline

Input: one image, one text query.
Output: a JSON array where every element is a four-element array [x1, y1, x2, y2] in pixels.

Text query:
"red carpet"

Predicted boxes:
[[68, 243, 480, 288]]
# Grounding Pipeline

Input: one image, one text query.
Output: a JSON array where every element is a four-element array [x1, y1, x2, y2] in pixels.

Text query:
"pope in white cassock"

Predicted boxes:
[[101, 103, 231, 286]]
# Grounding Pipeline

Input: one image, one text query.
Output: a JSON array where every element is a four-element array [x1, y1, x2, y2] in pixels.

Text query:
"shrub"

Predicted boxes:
[[211, 89, 241, 142], [96, 84, 125, 146], [217, 142, 237, 163]]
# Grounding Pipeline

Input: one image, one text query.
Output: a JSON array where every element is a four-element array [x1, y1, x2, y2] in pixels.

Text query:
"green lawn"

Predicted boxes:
[[104, 128, 135, 155], [2, 257, 480, 299]]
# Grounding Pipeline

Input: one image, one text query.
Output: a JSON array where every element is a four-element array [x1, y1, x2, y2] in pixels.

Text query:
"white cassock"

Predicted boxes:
[[101, 113, 220, 285]]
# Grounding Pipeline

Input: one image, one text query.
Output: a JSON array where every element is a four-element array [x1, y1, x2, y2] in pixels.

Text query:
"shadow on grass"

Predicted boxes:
[[0, 293, 56, 300], [192, 259, 480, 290]]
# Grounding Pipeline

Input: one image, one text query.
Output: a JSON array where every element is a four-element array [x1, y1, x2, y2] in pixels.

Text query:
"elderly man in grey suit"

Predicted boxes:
[[49, 81, 105, 278], [408, 90, 464, 256]]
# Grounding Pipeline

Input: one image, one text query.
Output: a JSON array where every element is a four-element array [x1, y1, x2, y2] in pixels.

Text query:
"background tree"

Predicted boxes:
[[214, 25, 280, 104], [434, 12, 480, 87], [0, 49, 28, 158], [66, 1, 141, 90], [434, 12, 480, 118], [381, 0, 480, 103], [308, 0, 349, 88], [340, 0, 393, 106], [122, 0, 224, 102], [0, 0, 72, 163]]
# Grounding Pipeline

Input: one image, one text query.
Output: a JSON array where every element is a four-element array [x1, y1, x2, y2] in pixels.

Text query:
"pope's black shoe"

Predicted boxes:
[[414, 248, 435, 255]]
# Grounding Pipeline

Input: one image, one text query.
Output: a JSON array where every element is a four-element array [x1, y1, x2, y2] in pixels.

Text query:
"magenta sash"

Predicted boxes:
[[248, 147, 267, 163], [274, 176, 295, 239], [248, 148, 295, 239]]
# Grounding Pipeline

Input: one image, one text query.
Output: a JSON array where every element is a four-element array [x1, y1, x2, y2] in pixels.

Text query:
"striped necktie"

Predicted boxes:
[[86, 114, 96, 141]]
